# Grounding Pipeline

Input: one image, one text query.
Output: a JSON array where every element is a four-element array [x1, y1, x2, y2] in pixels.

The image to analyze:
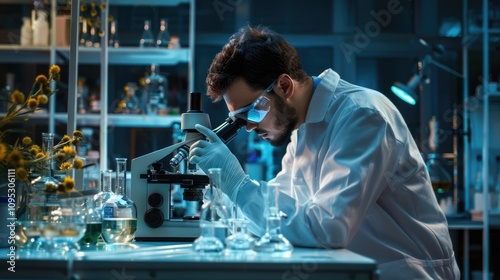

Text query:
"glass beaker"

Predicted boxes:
[[41, 196, 87, 255], [252, 182, 293, 255], [193, 168, 229, 254]]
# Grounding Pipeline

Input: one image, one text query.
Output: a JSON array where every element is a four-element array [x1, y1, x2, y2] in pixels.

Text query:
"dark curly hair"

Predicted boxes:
[[206, 25, 309, 102]]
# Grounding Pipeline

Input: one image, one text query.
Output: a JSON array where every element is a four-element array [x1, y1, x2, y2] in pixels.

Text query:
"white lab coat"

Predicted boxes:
[[233, 69, 460, 279]]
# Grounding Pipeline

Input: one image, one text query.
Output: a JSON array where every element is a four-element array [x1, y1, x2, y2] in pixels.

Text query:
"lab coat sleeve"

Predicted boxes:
[[235, 133, 297, 236], [240, 105, 399, 248]]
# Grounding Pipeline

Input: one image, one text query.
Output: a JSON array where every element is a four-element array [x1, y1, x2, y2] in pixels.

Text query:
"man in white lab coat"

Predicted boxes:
[[189, 25, 460, 279]]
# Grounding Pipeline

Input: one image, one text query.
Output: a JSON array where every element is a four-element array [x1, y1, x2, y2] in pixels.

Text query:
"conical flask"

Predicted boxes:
[[252, 181, 293, 255], [156, 18, 170, 48], [193, 168, 229, 253], [139, 20, 155, 47]]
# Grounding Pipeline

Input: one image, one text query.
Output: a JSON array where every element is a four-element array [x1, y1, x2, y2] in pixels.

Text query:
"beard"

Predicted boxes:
[[268, 92, 298, 146]]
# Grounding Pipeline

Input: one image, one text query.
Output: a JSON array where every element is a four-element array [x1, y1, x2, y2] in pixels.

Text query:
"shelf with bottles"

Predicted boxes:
[[0, 112, 180, 128], [0, 46, 189, 65]]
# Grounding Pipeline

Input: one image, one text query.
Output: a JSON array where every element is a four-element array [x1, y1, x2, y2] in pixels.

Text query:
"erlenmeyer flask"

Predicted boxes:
[[225, 204, 254, 253], [156, 18, 170, 48], [139, 20, 155, 47], [193, 168, 229, 253], [252, 182, 293, 255]]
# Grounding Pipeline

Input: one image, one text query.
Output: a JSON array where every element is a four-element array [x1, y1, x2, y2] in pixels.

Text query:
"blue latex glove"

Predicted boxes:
[[189, 124, 251, 202]]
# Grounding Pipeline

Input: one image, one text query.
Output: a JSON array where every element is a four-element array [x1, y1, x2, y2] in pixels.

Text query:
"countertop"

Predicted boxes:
[[0, 242, 379, 280]]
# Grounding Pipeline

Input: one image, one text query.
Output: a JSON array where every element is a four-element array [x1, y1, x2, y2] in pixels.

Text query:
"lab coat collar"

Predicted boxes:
[[305, 68, 340, 124]]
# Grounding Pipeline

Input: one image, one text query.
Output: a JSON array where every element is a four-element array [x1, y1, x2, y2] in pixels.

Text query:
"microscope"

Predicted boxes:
[[131, 92, 246, 241]]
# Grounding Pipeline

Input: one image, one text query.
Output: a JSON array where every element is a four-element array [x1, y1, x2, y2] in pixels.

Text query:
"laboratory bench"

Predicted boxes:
[[0, 242, 379, 280]]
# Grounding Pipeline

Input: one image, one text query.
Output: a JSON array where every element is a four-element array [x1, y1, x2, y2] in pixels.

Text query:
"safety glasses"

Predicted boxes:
[[228, 80, 276, 124]]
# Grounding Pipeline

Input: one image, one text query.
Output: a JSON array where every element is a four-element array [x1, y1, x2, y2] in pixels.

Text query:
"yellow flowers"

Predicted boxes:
[[22, 137, 32, 145], [0, 143, 6, 161], [1, 65, 61, 131], [73, 158, 84, 170], [1, 65, 86, 189], [10, 90, 25, 104], [27, 98, 39, 111], [45, 176, 77, 196], [35, 74, 48, 84]]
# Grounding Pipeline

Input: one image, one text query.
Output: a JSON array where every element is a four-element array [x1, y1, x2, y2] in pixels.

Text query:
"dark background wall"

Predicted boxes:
[[1, 1, 500, 277]]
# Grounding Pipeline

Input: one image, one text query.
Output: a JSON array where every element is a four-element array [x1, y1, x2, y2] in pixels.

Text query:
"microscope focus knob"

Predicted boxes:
[[148, 193, 163, 208], [144, 208, 164, 228]]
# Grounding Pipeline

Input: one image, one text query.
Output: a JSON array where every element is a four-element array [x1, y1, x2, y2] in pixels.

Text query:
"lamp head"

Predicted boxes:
[[391, 73, 420, 105]]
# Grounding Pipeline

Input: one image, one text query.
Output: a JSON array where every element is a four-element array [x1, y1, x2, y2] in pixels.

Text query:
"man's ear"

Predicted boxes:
[[278, 74, 294, 99]]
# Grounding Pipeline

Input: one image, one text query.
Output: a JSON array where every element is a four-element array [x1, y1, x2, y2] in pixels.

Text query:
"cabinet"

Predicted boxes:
[[0, 0, 195, 170]]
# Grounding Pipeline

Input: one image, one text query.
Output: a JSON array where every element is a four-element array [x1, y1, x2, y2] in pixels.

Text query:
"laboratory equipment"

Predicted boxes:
[[29, 132, 60, 221], [42, 196, 87, 254], [101, 158, 137, 244], [139, 20, 155, 47], [130, 92, 245, 240], [225, 204, 254, 253], [78, 196, 102, 247], [156, 18, 170, 48], [109, 20, 119, 47], [253, 182, 293, 255], [144, 64, 168, 115], [193, 168, 229, 253]]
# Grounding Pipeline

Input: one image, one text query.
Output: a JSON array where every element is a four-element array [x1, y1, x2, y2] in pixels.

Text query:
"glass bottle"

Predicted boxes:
[[101, 158, 137, 244], [89, 26, 100, 48], [156, 18, 170, 48], [472, 155, 494, 211], [139, 20, 155, 47], [144, 64, 168, 115], [79, 196, 102, 247], [29, 132, 60, 221], [115, 83, 142, 114], [77, 77, 89, 114], [253, 182, 293, 255], [426, 153, 452, 194], [20, 17, 33, 46], [80, 18, 91, 47], [108, 20, 120, 48], [32, 10, 49, 46], [426, 153, 454, 214], [193, 168, 229, 254]]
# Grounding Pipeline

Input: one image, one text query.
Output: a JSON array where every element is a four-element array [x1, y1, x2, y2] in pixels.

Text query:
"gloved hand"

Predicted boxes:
[[189, 124, 250, 202]]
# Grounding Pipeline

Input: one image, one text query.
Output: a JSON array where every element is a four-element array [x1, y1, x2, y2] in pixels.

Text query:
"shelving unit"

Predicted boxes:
[[0, 0, 194, 170], [461, 1, 500, 279], [0, 45, 190, 65]]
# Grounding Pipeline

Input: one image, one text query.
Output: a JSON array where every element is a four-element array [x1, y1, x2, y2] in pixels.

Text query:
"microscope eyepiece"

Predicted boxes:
[[169, 118, 246, 168]]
